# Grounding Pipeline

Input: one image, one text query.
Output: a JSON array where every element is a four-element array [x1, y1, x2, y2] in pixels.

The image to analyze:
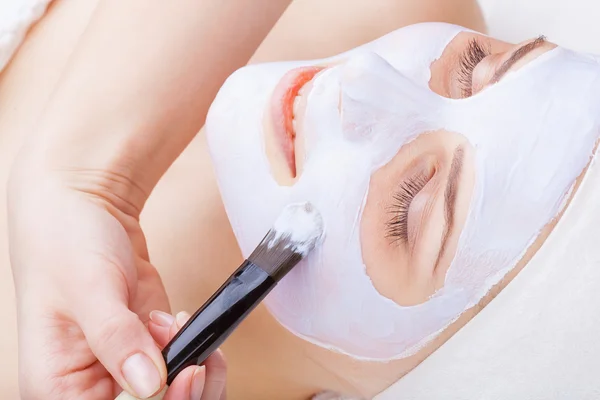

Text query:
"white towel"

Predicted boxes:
[[0, 0, 52, 73]]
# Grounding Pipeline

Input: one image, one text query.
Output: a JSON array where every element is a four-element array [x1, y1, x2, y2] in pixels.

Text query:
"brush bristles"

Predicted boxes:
[[249, 230, 304, 280], [248, 202, 324, 281]]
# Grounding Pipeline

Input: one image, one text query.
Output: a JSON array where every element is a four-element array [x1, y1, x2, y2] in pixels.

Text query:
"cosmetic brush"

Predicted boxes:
[[116, 202, 324, 400]]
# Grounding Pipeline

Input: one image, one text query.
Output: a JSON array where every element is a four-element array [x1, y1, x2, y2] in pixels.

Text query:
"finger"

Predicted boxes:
[[130, 258, 172, 326], [163, 312, 225, 400], [148, 310, 176, 348], [200, 350, 227, 400], [149, 310, 192, 349], [168, 311, 191, 339], [149, 311, 208, 400], [163, 365, 204, 400], [170, 311, 192, 339], [78, 299, 166, 399]]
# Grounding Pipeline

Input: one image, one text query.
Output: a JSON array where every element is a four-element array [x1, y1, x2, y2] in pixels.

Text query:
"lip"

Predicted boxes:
[[270, 66, 325, 177]]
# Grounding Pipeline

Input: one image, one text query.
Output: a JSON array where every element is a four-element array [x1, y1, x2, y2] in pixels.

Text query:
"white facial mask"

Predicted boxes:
[[206, 23, 600, 360]]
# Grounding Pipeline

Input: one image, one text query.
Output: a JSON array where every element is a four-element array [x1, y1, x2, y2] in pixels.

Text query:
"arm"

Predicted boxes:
[[8, 1, 290, 399], [18, 0, 291, 212]]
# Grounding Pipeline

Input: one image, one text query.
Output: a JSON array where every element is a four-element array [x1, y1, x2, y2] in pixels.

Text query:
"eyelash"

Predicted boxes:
[[386, 174, 429, 244], [457, 38, 491, 97]]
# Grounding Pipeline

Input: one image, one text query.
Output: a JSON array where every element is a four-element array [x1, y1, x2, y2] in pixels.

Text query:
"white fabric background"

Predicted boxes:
[[479, 0, 600, 53], [0, 0, 51, 72]]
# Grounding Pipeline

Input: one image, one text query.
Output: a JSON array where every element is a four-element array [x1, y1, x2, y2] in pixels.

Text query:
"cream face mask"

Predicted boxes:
[[206, 23, 600, 360]]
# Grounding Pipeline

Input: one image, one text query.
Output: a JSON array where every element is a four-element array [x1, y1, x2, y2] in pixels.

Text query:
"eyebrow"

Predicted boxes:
[[490, 36, 547, 84], [435, 146, 464, 269]]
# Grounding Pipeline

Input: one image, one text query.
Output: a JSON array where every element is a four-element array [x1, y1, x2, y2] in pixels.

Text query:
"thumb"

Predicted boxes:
[[78, 299, 167, 399]]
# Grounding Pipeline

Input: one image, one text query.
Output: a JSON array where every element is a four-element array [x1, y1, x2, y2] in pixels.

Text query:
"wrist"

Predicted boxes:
[[9, 122, 160, 217]]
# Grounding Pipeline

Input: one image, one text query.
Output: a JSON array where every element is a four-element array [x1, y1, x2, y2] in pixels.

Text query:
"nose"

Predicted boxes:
[[340, 52, 439, 145]]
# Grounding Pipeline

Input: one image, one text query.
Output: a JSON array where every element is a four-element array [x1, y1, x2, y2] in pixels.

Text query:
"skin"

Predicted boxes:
[[3, 0, 291, 399], [0, 1, 582, 400]]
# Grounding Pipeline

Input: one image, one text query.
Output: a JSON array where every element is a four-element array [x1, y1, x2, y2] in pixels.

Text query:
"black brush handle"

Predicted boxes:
[[162, 260, 276, 384]]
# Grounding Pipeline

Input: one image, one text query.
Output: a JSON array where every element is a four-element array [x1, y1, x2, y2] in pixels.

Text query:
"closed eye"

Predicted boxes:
[[385, 173, 429, 244], [457, 38, 490, 97], [457, 35, 547, 98]]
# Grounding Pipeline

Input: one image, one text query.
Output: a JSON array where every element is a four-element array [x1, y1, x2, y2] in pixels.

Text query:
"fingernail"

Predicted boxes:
[[215, 348, 226, 360], [122, 353, 161, 398], [149, 310, 175, 327], [190, 366, 206, 400], [176, 311, 191, 329]]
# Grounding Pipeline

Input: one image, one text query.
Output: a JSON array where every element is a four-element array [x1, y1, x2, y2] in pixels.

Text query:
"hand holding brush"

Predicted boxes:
[[116, 202, 324, 399]]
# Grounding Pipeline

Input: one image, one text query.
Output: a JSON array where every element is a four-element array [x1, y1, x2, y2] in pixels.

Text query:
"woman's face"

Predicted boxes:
[[263, 29, 555, 305], [206, 23, 600, 360]]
